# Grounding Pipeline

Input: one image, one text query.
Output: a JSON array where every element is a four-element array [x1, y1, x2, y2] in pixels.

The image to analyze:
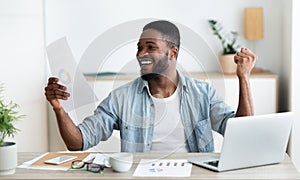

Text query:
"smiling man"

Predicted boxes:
[[44, 20, 256, 152]]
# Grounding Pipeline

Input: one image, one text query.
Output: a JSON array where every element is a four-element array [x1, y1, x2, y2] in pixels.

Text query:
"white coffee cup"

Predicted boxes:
[[109, 153, 133, 173]]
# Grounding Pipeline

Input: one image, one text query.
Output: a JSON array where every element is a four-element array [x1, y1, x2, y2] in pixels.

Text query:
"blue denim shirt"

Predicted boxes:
[[78, 71, 235, 152]]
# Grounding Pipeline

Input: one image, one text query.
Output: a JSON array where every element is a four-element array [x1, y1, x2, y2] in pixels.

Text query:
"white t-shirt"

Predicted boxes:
[[150, 87, 189, 152]]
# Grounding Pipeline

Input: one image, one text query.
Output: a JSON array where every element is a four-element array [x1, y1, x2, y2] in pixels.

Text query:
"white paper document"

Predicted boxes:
[[18, 152, 91, 171], [17, 153, 69, 171], [46, 37, 98, 112], [133, 159, 192, 177], [18, 153, 49, 169], [82, 153, 111, 167], [92, 154, 111, 167]]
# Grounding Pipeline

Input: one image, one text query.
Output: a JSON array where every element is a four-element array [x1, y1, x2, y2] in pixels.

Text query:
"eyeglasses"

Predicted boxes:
[[71, 160, 105, 174]]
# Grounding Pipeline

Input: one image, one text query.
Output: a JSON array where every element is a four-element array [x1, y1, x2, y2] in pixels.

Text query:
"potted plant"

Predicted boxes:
[[208, 19, 240, 74], [0, 85, 24, 175]]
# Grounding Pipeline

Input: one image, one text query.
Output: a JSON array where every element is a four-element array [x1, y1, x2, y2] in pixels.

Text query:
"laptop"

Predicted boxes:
[[188, 112, 293, 172]]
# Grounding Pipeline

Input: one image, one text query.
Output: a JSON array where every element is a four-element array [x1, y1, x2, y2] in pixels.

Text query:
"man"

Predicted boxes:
[[44, 20, 256, 152]]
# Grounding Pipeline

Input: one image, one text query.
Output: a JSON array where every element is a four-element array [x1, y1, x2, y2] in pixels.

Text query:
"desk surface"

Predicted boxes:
[[1, 152, 299, 180]]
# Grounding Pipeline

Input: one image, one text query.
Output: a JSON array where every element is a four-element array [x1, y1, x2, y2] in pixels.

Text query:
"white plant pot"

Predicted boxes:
[[219, 54, 236, 74], [0, 142, 17, 175]]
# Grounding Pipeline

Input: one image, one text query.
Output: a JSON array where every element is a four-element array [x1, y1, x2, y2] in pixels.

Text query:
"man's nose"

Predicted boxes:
[[137, 50, 149, 58]]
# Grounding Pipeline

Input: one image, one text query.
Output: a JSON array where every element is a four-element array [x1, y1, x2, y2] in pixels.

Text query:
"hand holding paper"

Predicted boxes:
[[46, 37, 98, 112], [45, 77, 70, 111]]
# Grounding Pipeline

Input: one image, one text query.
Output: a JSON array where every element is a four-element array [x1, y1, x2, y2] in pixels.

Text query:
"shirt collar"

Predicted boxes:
[[137, 70, 188, 94]]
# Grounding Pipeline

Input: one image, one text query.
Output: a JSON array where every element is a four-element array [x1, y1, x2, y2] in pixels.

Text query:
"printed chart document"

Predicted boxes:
[[46, 37, 98, 112], [133, 159, 192, 177]]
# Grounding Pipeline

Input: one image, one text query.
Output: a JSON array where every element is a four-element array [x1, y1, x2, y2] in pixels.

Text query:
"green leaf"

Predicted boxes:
[[0, 84, 25, 146], [208, 19, 240, 55]]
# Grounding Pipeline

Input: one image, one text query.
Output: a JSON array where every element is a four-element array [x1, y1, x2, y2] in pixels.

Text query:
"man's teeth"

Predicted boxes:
[[141, 61, 152, 65]]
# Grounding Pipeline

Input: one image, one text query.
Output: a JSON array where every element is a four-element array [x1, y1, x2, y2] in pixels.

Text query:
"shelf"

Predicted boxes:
[[84, 71, 278, 81]]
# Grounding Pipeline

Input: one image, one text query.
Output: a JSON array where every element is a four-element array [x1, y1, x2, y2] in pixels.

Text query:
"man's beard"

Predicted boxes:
[[140, 52, 169, 81], [141, 73, 160, 81]]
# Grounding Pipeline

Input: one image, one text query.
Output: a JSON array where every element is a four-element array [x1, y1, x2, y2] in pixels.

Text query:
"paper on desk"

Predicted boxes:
[[133, 159, 192, 177], [17, 152, 69, 171], [82, 153, 111, 167], [93, 154, 111, 167], [18, 152, 91, 171], [46, 37, 98, 112], [18, 153, 49, 168]]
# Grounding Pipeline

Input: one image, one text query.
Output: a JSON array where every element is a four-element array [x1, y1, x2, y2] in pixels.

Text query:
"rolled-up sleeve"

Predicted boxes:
[[209, 86, 235, 136], [78, 93, 118, 150]]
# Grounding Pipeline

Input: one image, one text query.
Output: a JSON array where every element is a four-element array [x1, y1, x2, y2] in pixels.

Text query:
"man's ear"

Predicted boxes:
[[170, 46, 179, 60]]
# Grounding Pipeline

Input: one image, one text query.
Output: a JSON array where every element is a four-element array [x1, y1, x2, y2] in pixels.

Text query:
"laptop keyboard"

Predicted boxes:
[[205, 160, 219, 167]]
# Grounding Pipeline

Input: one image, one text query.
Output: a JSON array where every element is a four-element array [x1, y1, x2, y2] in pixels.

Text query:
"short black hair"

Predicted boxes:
[[143, 20, 180, 49]]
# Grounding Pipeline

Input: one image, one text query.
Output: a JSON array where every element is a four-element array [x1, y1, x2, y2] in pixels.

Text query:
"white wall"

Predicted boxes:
[[45, 0, 283, 76], [0, 0, 47, 152], [45, 0, 288, 115], [289, 0, 300, 172], [281, 0, 300, 172]]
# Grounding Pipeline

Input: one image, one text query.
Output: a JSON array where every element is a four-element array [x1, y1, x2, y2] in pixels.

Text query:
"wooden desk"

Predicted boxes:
[[1, 152, 299, 180]]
